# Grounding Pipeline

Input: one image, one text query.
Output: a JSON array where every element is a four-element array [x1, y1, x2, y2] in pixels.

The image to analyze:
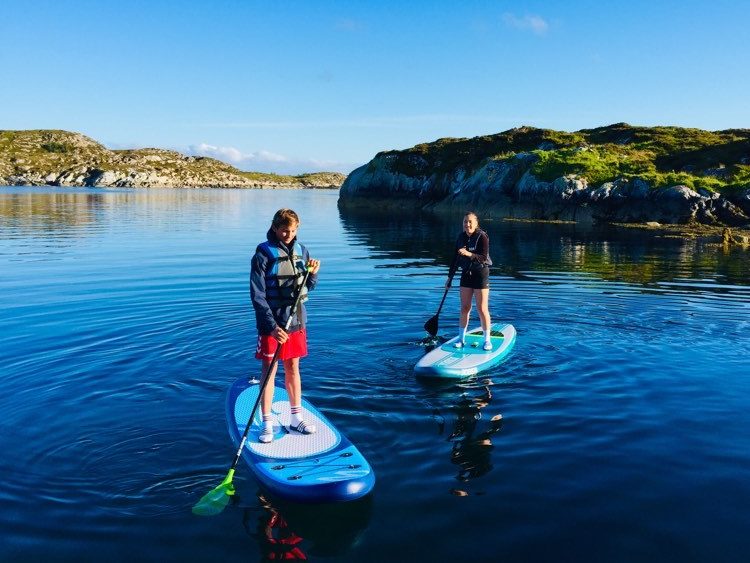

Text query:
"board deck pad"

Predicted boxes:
[[415, 323, 517, 378], [226, 377, 375, 502], [236, 392, 339, 459], [439, 330, 504, 354]]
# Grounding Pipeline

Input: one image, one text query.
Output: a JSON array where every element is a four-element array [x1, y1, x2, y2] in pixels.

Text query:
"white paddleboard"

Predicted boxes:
[[415, 323, 516, 379]]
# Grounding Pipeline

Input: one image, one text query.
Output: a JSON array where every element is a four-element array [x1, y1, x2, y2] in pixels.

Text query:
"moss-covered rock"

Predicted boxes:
[[339, 123, 750, 226], [0, 130, 345, 189]]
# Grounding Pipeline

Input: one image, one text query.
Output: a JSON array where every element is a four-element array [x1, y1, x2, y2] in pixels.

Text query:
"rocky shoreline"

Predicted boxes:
[[339, 152, 750, 227], [338, 124, 750, 228], [0, 130, 345, 189]]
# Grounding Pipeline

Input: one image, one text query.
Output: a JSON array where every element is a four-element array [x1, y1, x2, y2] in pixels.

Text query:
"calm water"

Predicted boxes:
[[1, 186, 749, 562]]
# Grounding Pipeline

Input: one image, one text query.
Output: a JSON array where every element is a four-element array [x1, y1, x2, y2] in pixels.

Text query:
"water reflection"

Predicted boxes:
[[241, 491, 372, 559], [244, 495, 307, 561], [0, 190, 104, 232], [2, 187, 748, 562], [338, 205, 750, 286], [0, 187, 251, 235], [429, 382, 504, 496]]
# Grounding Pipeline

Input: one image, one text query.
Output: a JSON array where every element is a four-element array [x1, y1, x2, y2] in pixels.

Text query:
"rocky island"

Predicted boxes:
[[339, 123, 750, 227], [0, 130, 345, 189]]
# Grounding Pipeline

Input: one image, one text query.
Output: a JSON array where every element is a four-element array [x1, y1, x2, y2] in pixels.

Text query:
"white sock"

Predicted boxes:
[[458, 326, 467, 343], [290, 405, 316, 434], [262, 414, 273, 432], [259, 414, 273, 442], [483, 331, 492, 350], [290, 405, 304, 427]]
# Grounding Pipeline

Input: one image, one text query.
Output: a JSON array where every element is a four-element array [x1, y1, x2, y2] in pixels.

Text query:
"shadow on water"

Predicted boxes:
[[240, 491, 373, 560], [338, 205, 750, 286]]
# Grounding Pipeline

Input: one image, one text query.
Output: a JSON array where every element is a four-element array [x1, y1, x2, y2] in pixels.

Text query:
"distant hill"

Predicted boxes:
[[0, 130, 345, 189], [339, 123, 750, 226]]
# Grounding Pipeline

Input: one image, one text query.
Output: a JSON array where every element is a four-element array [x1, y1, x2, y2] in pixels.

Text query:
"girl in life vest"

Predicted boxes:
[[449, 211, 493, 351], [250, 208, 321, 443]]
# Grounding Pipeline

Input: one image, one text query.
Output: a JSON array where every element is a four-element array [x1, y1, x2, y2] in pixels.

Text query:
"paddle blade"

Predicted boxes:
[[192, 469, 235, 516], [424, 315, 439, 337]]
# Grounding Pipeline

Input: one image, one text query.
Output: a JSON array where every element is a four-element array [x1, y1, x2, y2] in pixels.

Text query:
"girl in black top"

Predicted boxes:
[[449, 212, 493, 350]]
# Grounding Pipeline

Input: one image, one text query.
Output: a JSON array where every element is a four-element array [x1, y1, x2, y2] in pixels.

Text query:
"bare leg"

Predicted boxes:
[[260, 360, 278, 417], [459, 287, 474, 329], [283, 357, 301, 407], [284, 357, 316, 434], [474, 288, 491, 334]]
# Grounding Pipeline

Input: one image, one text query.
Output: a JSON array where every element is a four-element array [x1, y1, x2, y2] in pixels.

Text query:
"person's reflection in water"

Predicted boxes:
[[243, 494, 307, 561], [240, 488, 373, 558], [437, 384, 503, 494]]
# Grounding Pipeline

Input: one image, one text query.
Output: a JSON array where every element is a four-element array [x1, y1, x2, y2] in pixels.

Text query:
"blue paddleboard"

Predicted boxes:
[[226, 377, 375, 503], [415, 323, 516, 379]]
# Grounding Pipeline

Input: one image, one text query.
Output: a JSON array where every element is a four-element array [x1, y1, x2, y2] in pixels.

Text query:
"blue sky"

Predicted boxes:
[[2, 0, 748, 175]]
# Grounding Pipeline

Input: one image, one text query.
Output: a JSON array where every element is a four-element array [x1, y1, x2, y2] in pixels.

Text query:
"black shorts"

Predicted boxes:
[[459, 265, 489, 289]]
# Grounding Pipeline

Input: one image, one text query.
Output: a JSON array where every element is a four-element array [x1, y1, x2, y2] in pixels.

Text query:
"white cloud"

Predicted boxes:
[[187, 143, 356, 175], [503, 13, 549, 35], [191, 143, 248, 163]]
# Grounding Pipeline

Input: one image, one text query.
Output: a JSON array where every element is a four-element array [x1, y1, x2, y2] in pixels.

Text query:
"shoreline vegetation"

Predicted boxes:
[[338, 123, 750, 235], [3, 125, 750, 246], [0, 129, 345, 189]]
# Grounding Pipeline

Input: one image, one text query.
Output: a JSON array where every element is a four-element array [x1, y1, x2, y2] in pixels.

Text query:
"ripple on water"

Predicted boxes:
[[2, 188, 750, 562]]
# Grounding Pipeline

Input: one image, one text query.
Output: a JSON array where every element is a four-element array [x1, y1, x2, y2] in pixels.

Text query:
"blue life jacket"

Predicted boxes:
[[256, 240, 308, 309]]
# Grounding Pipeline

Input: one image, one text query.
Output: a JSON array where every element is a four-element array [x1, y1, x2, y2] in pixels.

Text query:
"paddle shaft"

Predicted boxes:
[[439, 262, 458, 312], [434, 268, 455, 316], [230, 268, 312, 471], [425, 265, 457, 334]]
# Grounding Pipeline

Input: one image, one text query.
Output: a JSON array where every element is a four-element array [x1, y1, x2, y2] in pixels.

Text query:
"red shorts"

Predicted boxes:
[[255, 328, 308, 361]]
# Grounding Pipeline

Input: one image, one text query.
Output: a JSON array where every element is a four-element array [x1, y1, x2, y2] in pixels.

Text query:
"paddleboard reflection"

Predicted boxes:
[[242, 491, 373, 559]]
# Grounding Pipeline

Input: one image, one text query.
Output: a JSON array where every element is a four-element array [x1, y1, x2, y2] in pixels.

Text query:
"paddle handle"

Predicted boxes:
[[230, 267, 312, 470]]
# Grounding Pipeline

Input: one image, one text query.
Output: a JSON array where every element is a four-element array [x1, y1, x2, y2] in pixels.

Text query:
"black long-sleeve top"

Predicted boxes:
[[451, 229, 491, 272]]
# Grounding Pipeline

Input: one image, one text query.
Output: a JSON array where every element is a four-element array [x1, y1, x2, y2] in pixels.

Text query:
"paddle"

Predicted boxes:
[[424, 264, 457, 337], [193, 266, 312, 516]]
